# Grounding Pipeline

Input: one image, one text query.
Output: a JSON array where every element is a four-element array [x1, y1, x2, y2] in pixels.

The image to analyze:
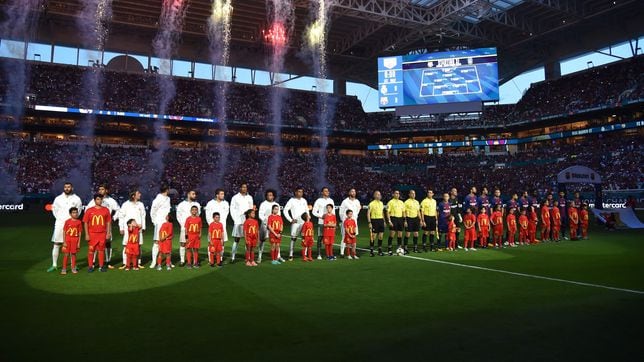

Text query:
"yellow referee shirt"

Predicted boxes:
[[386, 199, 405, 218], [420, 198, 437, 217], [368, 200, 384, 220], [404, 199, 420, 218]]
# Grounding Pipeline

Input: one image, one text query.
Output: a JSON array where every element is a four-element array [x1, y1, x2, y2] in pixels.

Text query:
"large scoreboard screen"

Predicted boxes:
[[378, 47, 499, 108]]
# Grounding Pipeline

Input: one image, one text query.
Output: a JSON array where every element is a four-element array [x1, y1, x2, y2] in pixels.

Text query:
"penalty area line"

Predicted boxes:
[[345, 244, 644, 295]]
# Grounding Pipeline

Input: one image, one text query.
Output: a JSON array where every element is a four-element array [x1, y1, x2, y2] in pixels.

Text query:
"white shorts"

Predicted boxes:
[[260, 223, 269, 241], [122, 228, 144, 246], [51, 222, 64, 243], [153, 223, 161, 242], [232, 224, 244, 238], [179, 227, 187, 244], [290, 221, 304, 238]]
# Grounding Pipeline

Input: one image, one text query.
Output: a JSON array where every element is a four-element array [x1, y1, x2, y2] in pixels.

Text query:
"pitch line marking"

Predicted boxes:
[[344, 244, 644, 295]]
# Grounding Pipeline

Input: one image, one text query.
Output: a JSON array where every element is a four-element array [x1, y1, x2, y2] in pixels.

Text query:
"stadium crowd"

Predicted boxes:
[[9, 131, 642, 204], [3, 54, 641, 131]]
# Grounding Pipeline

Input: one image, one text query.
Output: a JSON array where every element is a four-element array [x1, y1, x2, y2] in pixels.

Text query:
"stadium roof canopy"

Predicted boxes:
[[9, 0, 644, 88]]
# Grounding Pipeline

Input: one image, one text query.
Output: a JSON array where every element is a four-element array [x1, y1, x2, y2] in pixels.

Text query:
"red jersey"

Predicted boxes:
[[159, 222, 173, 242], [158, 222, 173, 254], [506, 214, 517, 230], [448, 221, 457, 237], [519, 215, 529, 230], [491, 211, 503, 228], [302, 221, 314, 243], [477, 213, 489, 230], [463, 214, 476, 229], [243, 218, 259, 242], [530, 211, 538, 225], [267, 214, 283, 236], [127, 226, 141, 244], [64, 218, 82, 253], [580, 209, 589, 225], [82, 206, 112, 233], [208, 222, 224, 242], [185, 216, 203, 237], [323, 214, 336, 237], [551, 207, 561, 226], [343, 218, 357, 243], [568, 208, 578, 224], [541, 208, 550, 225]]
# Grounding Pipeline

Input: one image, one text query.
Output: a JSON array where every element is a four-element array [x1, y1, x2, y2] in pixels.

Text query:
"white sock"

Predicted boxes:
[[105, 248, 112, 262], [180, 246, 186, 263], [52, 244, 61, 267], [122, 249, 127, 265], [151, 242, 159, 267], [258, 241, 265, 261], [340, 241, 346, 256], [231, 242, 238, 260], [92, 250, 97, 264], [289, 238, 295, 257]]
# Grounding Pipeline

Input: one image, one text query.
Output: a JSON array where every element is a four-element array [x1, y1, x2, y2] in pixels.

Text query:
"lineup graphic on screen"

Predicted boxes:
[[378, 47, 499, 108]]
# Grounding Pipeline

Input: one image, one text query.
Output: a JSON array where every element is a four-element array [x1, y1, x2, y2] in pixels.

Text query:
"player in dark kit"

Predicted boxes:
[[464, 187, 479, 212], [449, 188, 463, 249], [438, 193, 452, 250], [557, 191, 569, 240]]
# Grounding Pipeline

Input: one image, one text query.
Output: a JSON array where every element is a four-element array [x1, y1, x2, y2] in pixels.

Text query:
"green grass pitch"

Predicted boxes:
[[1, 210, 643, 361]]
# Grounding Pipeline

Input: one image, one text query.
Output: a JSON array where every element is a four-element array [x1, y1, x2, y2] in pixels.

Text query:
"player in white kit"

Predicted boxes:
[[86, 184, 120, 268], [47, 182, 83, 272], [283, 187, 309, 261], [339, 188, 361, 257], [229, 183, 254, 263], [257, 189, 281, 263], [149, 185, 171, 268], [312, 187, 334, 260], [176, 190, 201, 267], [205, 188, 229, 263], [117, 190, 146, 268]]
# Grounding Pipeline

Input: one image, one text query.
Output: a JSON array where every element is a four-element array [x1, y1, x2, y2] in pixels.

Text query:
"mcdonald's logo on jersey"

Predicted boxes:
[[211, 229, 221, 239], [66, 227, 79, 237], [128, 234, 138, 243], [304, 228, 313, 237], [188, 224, 200, 233], [161, 231, 168, 239], [271, 221, 282, 230], [248, 226, 257, 234], [347, 226, 355, 234], [91, 215, 104, 226]]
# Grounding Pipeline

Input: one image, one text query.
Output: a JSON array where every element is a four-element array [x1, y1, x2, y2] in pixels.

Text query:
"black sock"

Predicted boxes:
[[396, 237, 402, 247], [413, 236, 418, 246], [378, 238, 383, 247], [369, 240, 374, 252], [387, 236, 393, 247], [403, 237, 408, 247], [422, 234, 427, 245]]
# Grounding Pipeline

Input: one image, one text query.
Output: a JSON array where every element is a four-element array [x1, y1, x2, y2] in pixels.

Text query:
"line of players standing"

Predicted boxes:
[[47, 182, 364, 272], [365, 186, 590, 256]]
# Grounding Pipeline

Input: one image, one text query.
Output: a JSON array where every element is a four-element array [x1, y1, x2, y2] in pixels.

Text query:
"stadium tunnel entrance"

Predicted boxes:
[[557, 165, 603, 208]]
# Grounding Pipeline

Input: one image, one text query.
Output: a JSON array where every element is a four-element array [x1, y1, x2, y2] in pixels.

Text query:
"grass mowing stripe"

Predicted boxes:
[[344, 244, 644, 295]]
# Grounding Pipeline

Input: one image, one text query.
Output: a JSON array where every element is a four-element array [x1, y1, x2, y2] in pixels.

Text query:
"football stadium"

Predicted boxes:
[[0, 1, 643, 361]]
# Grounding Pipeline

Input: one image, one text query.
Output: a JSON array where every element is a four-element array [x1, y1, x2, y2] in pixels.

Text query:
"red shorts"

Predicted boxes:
[[553, 224, 561, 231], [344, 237, 356, 245], [465, 229, 477, 241], [302, 238, 314, 247], [269, 236, 281, 245], [245, 238, 257, 248], [159, 240, 172, 254], [493, 226, 503, 236], [186, 236, 201, 249], [63, 240, 79, 253], [88, 232, 106, 251], [479, 229, 489, 238], [125, 243, 140, 255], [323, 236, 334, 245], [581, 223, 588, 229], [209, 240, 223, 253], [508, 227, 517, 235]]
